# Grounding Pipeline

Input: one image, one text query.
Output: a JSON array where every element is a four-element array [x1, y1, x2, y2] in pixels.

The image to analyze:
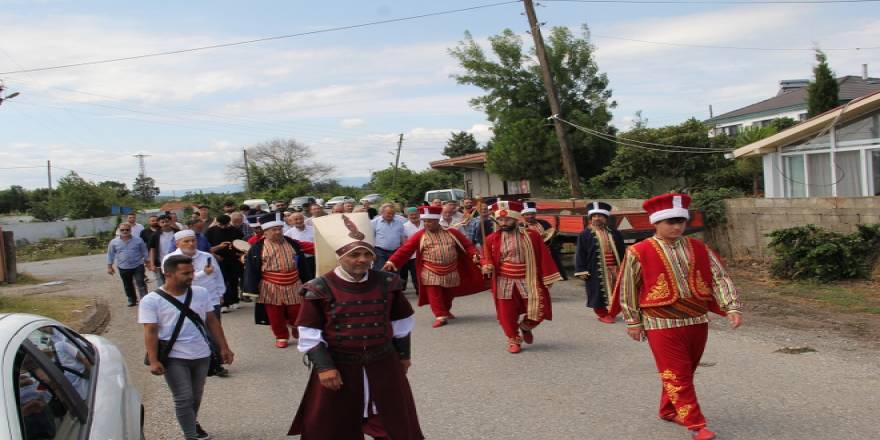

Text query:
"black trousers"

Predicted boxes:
[[118, 265, 148, 303], [399, 259, 418, 293], [219, 260, 241, 306]]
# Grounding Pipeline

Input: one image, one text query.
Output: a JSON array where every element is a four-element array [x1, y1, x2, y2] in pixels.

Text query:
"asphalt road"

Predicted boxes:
[[20, 255, 880, 439]]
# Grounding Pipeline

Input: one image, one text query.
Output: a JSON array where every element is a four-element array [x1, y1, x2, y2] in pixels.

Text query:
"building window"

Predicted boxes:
[[784, 155, 806, 197], [807, 153, 832, 196], [836, 113, 880, 144], [724, 124, 742, 136], [872, 149, 880, 196], [836, 150, 863, 196]]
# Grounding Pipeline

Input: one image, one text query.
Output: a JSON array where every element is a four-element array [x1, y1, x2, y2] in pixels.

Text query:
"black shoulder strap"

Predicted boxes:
[[158, 288, 213, 344], [155, 288, 193, 358]]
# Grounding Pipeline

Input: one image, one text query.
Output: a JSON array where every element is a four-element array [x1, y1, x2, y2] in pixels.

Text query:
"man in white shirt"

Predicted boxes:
[[163, 230, 225, 316], [140, 254, 234, 440], [284, 212, 314, 242], [400, 207, 423, 293], [439, 200, 464, 229], [124, 212, 144, 237]]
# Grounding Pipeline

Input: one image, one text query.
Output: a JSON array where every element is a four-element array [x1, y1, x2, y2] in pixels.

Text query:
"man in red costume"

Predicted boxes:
[[481, 201, 561, 353], [382, 205, 486, 328], [243, 213, 314, 348], [289, 213, 422, 440], [609, 193, 743, 440]]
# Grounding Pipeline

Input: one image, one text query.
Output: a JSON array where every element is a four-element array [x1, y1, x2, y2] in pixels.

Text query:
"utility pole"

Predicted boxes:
[[46, 160, 52, 195], [242, 149, 251, 195], [391, 133, 404, 192], [523, 0, 582, 198]]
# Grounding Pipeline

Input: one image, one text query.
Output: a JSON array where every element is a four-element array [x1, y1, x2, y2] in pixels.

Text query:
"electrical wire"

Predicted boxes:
[[590, 34, 880, 51], [544, 0, 880, 4], [550, 115, 734, 153], [0, 1, 521, 75]]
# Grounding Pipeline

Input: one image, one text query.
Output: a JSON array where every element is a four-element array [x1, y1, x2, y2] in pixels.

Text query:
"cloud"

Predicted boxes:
[[341, 118, 365, 128]]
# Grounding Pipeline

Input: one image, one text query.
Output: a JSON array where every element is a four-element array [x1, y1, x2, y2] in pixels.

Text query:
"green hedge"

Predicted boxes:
[[767, 224, 880, 282]]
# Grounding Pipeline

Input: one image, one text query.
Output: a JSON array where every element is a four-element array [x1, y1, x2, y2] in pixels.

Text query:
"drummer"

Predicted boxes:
[[521, 202, 568, 281]]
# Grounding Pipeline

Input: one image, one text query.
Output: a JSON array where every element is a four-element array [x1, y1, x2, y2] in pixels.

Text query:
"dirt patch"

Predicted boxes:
[[730, 264, 880, 350]]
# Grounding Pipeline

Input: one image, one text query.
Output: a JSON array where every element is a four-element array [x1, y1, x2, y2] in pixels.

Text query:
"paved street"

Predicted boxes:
[[20, 255, 880, 439]]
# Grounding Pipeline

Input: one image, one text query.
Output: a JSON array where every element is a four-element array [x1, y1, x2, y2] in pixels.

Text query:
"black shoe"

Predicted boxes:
[[127, 301, 137, 307], [215, 367, 230, 378], [240, 296, 252, 303], [195, 423, 212, 439]]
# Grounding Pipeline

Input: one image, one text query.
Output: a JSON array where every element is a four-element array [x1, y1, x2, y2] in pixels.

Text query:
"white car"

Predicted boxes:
[[324, 195, 355, 210], [0, 313, 143, 440]]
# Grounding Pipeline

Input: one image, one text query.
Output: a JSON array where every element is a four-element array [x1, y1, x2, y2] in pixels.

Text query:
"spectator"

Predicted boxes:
[[238, 204, 251, 218], [461, 198, 476, 217], [139, 255, 234, 440], [230, 212, 253, 239], [171, 218, 212, 253], [401, 207, 423, 293], [431, 198, 443, 207], [361, 200, 378, 219], [283, 212, 314, 242], [107, 224, 149, 306], [342, 201, 355, 213], [123, 213, 144, 237], [222, 201, 237, 215], [195, 205, 214, 227], [439, 200, 464, 229], [140, 215, 160, 245], [331, 203, 345, 214], [163, 230, 225, 318], [147, 215, 178, 286], [205, 215, 244, 312], [168, 212, 185, 230], [305, 203, 326, 226], [371, 203, 407, 271]]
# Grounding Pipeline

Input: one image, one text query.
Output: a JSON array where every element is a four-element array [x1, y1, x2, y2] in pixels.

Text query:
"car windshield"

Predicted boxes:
[[329, 196, 346, 201]]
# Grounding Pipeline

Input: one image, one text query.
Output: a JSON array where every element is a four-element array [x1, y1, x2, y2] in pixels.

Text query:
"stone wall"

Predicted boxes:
[[708, 197, 880, 261]]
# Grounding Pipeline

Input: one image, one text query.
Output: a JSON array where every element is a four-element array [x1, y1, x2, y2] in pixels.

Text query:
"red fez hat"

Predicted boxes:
[[643, 193, 691, 224]]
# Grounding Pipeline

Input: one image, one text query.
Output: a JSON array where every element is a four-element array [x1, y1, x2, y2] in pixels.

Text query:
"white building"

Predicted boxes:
[[707, 73, 880, 137], [429, 152, 548, 198], [734, 90, 880, 198]]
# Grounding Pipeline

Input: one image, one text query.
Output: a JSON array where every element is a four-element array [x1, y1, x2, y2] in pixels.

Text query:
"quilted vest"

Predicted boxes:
[[321, 271, 393, 351], [634, 237, 717, 309]]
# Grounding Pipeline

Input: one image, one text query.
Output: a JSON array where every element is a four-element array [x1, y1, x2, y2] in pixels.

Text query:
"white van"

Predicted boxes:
[[424, 189, 467, 204], [242, 198, 270, 212]]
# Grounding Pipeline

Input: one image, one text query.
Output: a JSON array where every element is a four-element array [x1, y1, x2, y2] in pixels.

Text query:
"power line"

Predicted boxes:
[[551, 115, 734, 153], [544, 0, 880, 4], [0, 1, 521, 75], [591, 34, 880, 51]]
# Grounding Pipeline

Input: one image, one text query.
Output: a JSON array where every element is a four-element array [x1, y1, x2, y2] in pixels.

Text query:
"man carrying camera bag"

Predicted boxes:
[[140, 254, 235, 440]]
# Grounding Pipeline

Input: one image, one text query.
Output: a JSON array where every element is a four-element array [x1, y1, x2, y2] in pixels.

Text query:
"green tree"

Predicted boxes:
[[132, 176, 160, 202], [0, 185, 29, 213], [99, 181, 131, 199], [367, 164, 461, 205], [229, 138, 333, 193], [591, 119, 741, 196], [53, 172, 114, 219], [807, 50, 839, 118], [450, 25, 616, 184], [443, 131, 481, 158]]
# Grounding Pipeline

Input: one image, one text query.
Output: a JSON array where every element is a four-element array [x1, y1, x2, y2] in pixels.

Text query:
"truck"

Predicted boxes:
[[529, 199, 705, 245]]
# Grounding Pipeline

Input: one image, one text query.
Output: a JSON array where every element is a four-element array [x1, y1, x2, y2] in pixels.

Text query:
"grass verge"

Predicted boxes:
[[16, 235, 111, 263], [0, 295, 95, 326]]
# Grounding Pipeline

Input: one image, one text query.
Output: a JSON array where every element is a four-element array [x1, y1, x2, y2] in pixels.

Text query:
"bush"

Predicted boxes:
[[691, 187, 744, 228], [767, 224, 880, 282]]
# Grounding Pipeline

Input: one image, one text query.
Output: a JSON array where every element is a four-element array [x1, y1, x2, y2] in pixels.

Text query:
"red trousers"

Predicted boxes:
[[594, 307, 609, 317], [265, 303, 301, 340], [362, 414, 388, 438], [496, 285, 541, 339], [422, 285, 455, 318], [646, 323, 709, 430]]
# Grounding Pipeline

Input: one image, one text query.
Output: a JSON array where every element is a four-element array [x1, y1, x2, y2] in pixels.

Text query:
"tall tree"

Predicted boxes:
[[449, 25, 616, 184], [228, 138, 334, 192], [132, 175, 160, 202], [443, 131, 481, 158], [99, 181, 131, 199], [807, 50, 839, 118], [53, 172, 114, 219]]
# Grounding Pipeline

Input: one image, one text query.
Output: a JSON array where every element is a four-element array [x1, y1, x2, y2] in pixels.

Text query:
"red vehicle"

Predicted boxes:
[[529, 199, 705, 244]]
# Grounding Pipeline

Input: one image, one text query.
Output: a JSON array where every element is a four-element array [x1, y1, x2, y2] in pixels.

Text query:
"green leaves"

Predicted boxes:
[[768, 224, 880, 282], [807, 50, 839, 118]]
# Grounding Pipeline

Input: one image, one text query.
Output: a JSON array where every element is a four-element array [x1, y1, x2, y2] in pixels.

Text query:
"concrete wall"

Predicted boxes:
[[707, 196, 880, 261], [0, 213, 160, 244]]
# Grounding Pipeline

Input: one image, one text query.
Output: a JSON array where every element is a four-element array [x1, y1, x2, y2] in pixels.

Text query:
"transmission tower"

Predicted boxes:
[[133, 153, 151, 178]]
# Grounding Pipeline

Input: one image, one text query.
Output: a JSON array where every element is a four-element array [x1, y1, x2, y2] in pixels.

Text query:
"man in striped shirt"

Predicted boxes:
[[610, 193, 742, 440]]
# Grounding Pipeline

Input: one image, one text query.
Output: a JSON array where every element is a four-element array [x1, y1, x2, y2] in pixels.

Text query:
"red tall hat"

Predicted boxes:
[[642, 193, 691, 224], [418, 205, 443, 220], [488, 200, 524, 220]]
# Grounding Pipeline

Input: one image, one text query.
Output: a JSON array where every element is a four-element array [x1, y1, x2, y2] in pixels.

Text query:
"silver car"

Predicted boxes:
[[0, 313, 143, 439]]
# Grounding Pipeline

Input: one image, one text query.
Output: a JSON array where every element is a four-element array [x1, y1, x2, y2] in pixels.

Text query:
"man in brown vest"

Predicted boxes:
[[289, 213, 422, 440], [609, 193, 743, 440]]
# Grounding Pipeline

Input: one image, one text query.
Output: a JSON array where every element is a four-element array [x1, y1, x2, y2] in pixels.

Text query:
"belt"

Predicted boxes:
[[330, 342, 393, 364], [499, 262, 527, 279], [262, 270, 300, 285], [423, 260, 457, 275]]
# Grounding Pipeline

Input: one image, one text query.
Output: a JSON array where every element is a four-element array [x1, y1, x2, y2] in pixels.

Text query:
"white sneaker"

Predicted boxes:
[[231, 304, 240, 310], [220, 306, 230, 313]]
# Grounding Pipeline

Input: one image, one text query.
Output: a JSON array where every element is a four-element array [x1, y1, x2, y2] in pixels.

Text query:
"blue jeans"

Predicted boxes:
[[373, 247, 397, 273]]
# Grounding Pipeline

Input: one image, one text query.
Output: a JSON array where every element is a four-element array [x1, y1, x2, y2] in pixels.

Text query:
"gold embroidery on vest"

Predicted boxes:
[[647, 274, 670, 301], [694, 270, 711, 296]]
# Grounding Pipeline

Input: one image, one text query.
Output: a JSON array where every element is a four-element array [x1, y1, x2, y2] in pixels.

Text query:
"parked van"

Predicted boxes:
[[242, 198, 270, 212], [424, 189, 467, 204]]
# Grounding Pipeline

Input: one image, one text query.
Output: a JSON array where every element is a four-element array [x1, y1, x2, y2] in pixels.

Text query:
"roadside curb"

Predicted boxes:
[[73, 298, 111, 335]]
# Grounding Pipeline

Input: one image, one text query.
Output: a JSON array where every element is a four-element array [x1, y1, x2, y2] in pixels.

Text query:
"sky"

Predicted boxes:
[[0, 0, 878, 194]]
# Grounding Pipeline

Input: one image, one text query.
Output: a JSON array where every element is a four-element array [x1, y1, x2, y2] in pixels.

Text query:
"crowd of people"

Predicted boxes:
[[103, 193, 742, 440]]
